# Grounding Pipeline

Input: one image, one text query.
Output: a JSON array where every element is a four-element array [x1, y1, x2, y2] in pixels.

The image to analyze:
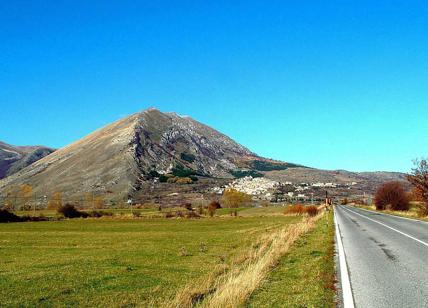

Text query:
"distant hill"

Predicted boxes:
[[0, 108, 298, 200], [0, 141, 54, 179], [0, 108, 406, 202]]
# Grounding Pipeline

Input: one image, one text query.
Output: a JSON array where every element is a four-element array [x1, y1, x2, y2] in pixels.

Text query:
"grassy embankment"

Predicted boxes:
[[248, 210, 335, 307], [0, 207, 335, 307], [353, 203, 428, 222]]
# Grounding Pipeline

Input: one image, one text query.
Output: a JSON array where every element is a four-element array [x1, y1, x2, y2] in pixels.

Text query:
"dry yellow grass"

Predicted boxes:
[[167, 211, 324, 307]]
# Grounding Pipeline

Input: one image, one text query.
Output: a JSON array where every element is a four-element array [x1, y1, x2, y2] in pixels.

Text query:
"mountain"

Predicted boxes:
[[264, 168, 407, 186], [0, 142, 54, 179], [0, 108, 298, 201], [0, 108, 406, 204]]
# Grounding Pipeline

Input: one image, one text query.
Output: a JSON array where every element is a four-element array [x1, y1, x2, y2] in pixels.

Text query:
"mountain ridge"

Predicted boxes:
[[0, 108, 406, 203], [0, 141, 55, 179]]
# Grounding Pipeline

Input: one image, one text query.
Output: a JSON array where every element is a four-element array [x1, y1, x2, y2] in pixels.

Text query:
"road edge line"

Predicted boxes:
[[334, 208, 355, 308]]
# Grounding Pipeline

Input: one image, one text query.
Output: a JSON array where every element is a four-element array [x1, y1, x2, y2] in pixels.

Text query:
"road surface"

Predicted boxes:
[[335, 205, 428, 308]]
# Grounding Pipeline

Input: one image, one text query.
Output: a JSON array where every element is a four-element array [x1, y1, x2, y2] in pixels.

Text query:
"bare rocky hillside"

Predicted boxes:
[[0, 142, 54, 179]]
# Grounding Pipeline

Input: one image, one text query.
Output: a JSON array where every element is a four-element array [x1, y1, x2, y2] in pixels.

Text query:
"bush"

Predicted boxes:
[[208, 200, 221, 217], [176, 177, 193, 184], [189, 175, 198, 182], [375, 181, 410, 211], [230, 170, 263, 178], [88, 210, 113, 218], [159, 175, 169, 183], [171, 164, 196, 177], [167, 176, 178, 183], [149, 170, 160, 178], [182, 203, 193, 211], [284, 204, 305, 215], [180, 153, 196, 163], [250, 160, 290, 171], [57, 204, 89, 218], [0, 209, 22, 223], [306, 206, 318, 217]]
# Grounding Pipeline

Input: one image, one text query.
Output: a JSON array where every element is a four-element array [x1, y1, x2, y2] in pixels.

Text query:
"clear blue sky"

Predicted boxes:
[[1, 1, 427, 172]]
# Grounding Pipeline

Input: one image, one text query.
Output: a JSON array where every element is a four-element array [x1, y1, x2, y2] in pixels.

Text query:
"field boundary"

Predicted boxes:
[[168, 212, 325, 307]]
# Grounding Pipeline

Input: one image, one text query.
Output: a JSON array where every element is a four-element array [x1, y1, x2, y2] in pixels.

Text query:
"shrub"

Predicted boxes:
[[230, 170, 263, 178], [21, 215, 49, 222], [149, 170, 160, 178], [0, 209, 22, 223], [179, 246, 189, 257], [171, 164, 196, 177], [159, 175, 169, 183], [182, 203, 193, 211], [88, 210, 113, 218], [180, 153, 196, 163], [208, 201, 221, 217], [57, 204, 89, 218], [375, 181, 410, 211], [284, 204, 305, 215], [176, 177, 193, 184], [306, 206, 318, 217], [189, 175, 198, 182], [250, 160, 290, 171], [167, 176, 178, 183]]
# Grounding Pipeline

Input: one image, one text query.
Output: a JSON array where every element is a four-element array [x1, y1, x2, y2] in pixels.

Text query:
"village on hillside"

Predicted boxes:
[[211, 176, 361, 203]]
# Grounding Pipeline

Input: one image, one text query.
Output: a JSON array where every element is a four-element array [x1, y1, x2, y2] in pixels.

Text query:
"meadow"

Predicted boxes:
[[0, 207, 334, 307]]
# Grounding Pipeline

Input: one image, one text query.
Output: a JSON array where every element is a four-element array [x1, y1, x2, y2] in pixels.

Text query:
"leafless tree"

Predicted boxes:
[[407, 159, 428, 216]]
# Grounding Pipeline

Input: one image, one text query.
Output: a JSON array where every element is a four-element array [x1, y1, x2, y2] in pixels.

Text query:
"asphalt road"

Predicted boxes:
[[335, 205, 428, 308]]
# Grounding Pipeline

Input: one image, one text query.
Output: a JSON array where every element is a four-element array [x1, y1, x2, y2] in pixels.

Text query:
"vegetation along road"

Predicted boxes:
[[335, 205, 428, 308]]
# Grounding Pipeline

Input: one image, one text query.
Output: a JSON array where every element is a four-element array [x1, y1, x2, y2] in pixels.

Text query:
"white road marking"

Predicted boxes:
[[343, 206, 428, 248], [334, 209, 355, 308], [353, 206, 428, 224]]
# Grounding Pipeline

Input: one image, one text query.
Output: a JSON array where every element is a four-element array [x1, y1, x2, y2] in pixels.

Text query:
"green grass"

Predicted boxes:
[[248, 211, 335, 307], [0, 213, 301, 307]]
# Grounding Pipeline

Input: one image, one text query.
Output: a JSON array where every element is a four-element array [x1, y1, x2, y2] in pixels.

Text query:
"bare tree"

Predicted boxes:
[[407, 159, 428, 216]]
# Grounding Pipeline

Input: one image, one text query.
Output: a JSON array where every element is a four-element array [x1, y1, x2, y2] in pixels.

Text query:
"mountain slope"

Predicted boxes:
[[0, 108, 297, 200], [0, 142, 54, 179], [0, 108, 406, 203]]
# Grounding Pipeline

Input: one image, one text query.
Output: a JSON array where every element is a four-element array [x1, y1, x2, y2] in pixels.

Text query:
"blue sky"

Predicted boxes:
[[1, 1, 427, 172]]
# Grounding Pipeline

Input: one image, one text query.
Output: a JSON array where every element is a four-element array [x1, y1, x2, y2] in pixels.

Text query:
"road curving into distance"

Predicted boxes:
[[335, 205, 428, 308]]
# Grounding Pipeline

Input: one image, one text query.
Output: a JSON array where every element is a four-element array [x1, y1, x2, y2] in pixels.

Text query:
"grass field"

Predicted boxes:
[[0, 209, 300, 307], [248, 211, 335, 307], [0, 207, 334, 307]]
